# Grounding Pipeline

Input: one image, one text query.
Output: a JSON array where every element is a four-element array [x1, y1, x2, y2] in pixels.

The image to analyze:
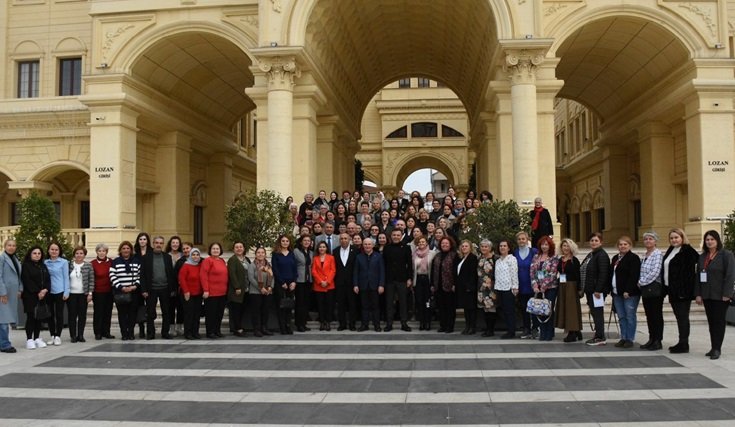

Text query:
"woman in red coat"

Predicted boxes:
[[178, 248, 203, 340], [200, 243, 228, 339], [311, 241, 336, 331]]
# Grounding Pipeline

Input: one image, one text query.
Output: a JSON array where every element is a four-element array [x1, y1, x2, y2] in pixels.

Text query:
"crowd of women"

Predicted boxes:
[[1, 188, 734, 361]]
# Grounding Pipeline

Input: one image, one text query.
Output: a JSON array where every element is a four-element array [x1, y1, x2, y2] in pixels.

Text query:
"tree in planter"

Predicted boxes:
[[724, 209, 735, 252], [14, 191, 73, 258], [224, 189, 293, 250], [462, 200, 532, 249]]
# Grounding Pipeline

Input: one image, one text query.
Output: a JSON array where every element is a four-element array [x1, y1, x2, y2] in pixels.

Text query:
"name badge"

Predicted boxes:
[[537, 271, 545, 280], [700, 272, 708, 283], [559, 274, 567, 283]]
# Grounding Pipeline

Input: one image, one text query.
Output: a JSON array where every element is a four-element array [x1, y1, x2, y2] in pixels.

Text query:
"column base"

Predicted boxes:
[[85, 229, 141, 258]]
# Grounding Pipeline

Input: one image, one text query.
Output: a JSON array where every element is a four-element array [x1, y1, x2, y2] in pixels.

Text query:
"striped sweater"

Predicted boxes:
[[109, 256, 141, 290]]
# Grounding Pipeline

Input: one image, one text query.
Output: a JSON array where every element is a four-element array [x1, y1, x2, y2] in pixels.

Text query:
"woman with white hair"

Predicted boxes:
[[556, 238, 583, 342]]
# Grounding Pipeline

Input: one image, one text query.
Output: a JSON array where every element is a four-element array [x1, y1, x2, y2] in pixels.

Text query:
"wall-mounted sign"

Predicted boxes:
[[708, 160, 728, 172], [95, 166, 114, 178]]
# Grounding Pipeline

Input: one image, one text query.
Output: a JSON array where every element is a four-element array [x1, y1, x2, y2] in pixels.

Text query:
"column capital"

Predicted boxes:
[[499, 39, 553, 86], [257, 56, 301, 91]]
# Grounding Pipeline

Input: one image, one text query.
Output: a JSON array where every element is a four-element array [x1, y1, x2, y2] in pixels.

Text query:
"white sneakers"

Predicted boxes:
[[26, 338, 49, 350], [35, 338, 47, 348], [26, 339, 36, 350], [47, 336, 62, 346]]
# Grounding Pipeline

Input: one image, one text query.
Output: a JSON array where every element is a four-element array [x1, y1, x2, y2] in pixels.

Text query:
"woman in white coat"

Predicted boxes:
[[0, 239, 22, 353]]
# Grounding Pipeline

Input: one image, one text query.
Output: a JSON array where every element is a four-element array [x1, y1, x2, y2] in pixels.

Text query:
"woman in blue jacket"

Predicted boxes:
[[44, 242, 69, 346]]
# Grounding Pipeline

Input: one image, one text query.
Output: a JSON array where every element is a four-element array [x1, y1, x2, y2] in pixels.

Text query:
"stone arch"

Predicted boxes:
[[363, 169, 382, 187], [551, 12, 692, 121], [548, 5, 702, 57], [388, 153, 461, 192], [27, 161, 89, 182], [629, 174, 641, 200], [53, 37, 87, 55], [0, 166, 18, 182], [570, 196, 580, 214], [116, 21, 257, 73], [592, 188, 605, 210], [12, 40, 43, 56], [285, 0, 516, 46], [580, 193, 592, 213], [191, 181, 207, 207]]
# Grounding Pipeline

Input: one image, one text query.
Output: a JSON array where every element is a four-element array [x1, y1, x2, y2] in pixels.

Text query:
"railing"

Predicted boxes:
[[0, 225, 86, 247]]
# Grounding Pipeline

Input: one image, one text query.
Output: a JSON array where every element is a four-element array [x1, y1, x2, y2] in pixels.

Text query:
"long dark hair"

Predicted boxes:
[[702, 230, 723, 252], [134, 232, 151, 256]]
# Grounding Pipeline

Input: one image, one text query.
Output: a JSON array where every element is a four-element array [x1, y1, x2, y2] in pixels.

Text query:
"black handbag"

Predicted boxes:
[[279, 295, 295, 309], [641, 281, 663, 298], [113, 292, 132, 305], [34, 301, 51, 320]]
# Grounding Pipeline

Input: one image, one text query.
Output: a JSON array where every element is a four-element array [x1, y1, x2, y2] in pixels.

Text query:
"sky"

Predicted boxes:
[[401, 168, 433, 194]]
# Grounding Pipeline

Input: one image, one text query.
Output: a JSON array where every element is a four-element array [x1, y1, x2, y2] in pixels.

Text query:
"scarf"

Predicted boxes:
[[414, 245, 430, 273], [254, 258, 270, 288], [531, 206, 544, 231], [185, 248, 201, 265]]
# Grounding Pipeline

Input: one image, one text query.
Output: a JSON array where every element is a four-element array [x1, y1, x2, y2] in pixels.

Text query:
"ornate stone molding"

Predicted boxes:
[[258, 57, 301, 91], [679, 2, 716, 36], [270, 0, 282, 13], [504, 49, 545, 85]]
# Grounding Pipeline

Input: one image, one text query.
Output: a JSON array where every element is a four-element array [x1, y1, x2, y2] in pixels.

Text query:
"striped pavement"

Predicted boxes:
[[1, 330, 735, 425]]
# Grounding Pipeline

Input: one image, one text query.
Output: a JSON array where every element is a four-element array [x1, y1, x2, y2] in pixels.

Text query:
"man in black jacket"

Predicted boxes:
[[382, 229, 414, 332], [333, 233, 358, 331], [141, 236, 177, 339]]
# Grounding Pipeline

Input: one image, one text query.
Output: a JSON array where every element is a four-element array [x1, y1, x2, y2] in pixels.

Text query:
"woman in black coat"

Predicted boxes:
[[455, 240, 479, 335], [581, 232, 610, 346], [661, 228, 699, 354], [695, 230, 735, 360], [20, 246, 51, 349]]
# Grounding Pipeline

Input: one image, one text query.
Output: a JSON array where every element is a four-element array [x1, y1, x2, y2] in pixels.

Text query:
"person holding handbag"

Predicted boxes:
[[110, 241, 141, 341], [227, 241, 250, 337], [556, 238, 582, 343], [638, 231, 664, 350], [272, 235, 298, 335], [610, 236, 641, 348], [21, 246, 50, 350], [661, 228, 698, 354], [530, 236, 560, 341], [695, 230, 735, 360]]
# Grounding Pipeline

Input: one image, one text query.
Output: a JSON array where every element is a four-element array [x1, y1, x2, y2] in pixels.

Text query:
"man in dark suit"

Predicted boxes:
[[353, 238, 384, 332], [333, 233, 358, 331], [141, 236, 177, 339], [315, 221, 337, 253], [382, 229, 413, 332]]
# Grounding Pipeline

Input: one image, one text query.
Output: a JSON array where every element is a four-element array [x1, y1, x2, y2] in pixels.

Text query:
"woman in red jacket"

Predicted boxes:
[[201, 243, 228, 339], [311, 241, 336, 331], [178, 248, 203, 340]]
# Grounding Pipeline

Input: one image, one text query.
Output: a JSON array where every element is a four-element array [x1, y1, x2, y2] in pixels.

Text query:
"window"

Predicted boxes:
[[386, 126, 408, 139], [17, 60, 39, 98], [80, 201, 90, 229], [411, 122, 437, 138], [417, 77, 430, 88], [59, 57, 82, 96], [194, 206, 204, 245], [398, 78, 411, 88], [441, 125, 464, 138], [10, 203, 20, 226]]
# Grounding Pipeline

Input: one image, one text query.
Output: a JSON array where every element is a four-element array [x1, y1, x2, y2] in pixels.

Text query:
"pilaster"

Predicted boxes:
[[154, 132, 192, 241], [207, 152, 233, 245], [638, 122, 678, 238]]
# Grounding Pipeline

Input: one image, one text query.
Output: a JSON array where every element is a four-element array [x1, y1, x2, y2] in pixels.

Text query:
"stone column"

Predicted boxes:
[[207, 153, 233, 245], [84, 103, 140, 255], [259, 56, 300, 198], [601, 146, 630, 238], [292, 81, 324, 199], [638, 122, 677, 238], [684, 90, 735, 244], [505, 48, 544, 207], [154, 131, 192, 241]]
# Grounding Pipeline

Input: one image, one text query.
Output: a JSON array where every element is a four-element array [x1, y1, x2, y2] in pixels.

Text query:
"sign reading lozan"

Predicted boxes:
[[95, 166, 114, 178], [708, 160, 729, 172]]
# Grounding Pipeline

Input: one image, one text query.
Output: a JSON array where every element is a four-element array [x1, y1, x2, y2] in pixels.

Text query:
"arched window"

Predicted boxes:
[[441, 125, 464, 137], [386, 126, 408, 139]]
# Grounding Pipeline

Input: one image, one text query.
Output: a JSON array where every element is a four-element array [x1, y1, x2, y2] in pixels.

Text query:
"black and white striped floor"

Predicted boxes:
[[1, 330, 734, 426]]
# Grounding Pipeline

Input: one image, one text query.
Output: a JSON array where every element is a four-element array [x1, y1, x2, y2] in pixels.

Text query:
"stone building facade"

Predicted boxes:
[[0, 0, 734, 253]]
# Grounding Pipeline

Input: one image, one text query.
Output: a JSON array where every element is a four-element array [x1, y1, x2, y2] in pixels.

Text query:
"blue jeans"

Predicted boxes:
[[0, 323, 11, 350], [538, 288, 558, 341], [613, 295, 640, 341]]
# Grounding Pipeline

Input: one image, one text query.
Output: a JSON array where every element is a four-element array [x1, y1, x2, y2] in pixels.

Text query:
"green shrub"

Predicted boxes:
[[463, 200, 532, 249], [14, 191, 73, 258], [724, 210, 735, 252], [224, 189, 293, 250]]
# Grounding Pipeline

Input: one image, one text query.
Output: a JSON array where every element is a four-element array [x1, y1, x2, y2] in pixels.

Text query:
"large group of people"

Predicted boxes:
[[0, 188, 734, 361]]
